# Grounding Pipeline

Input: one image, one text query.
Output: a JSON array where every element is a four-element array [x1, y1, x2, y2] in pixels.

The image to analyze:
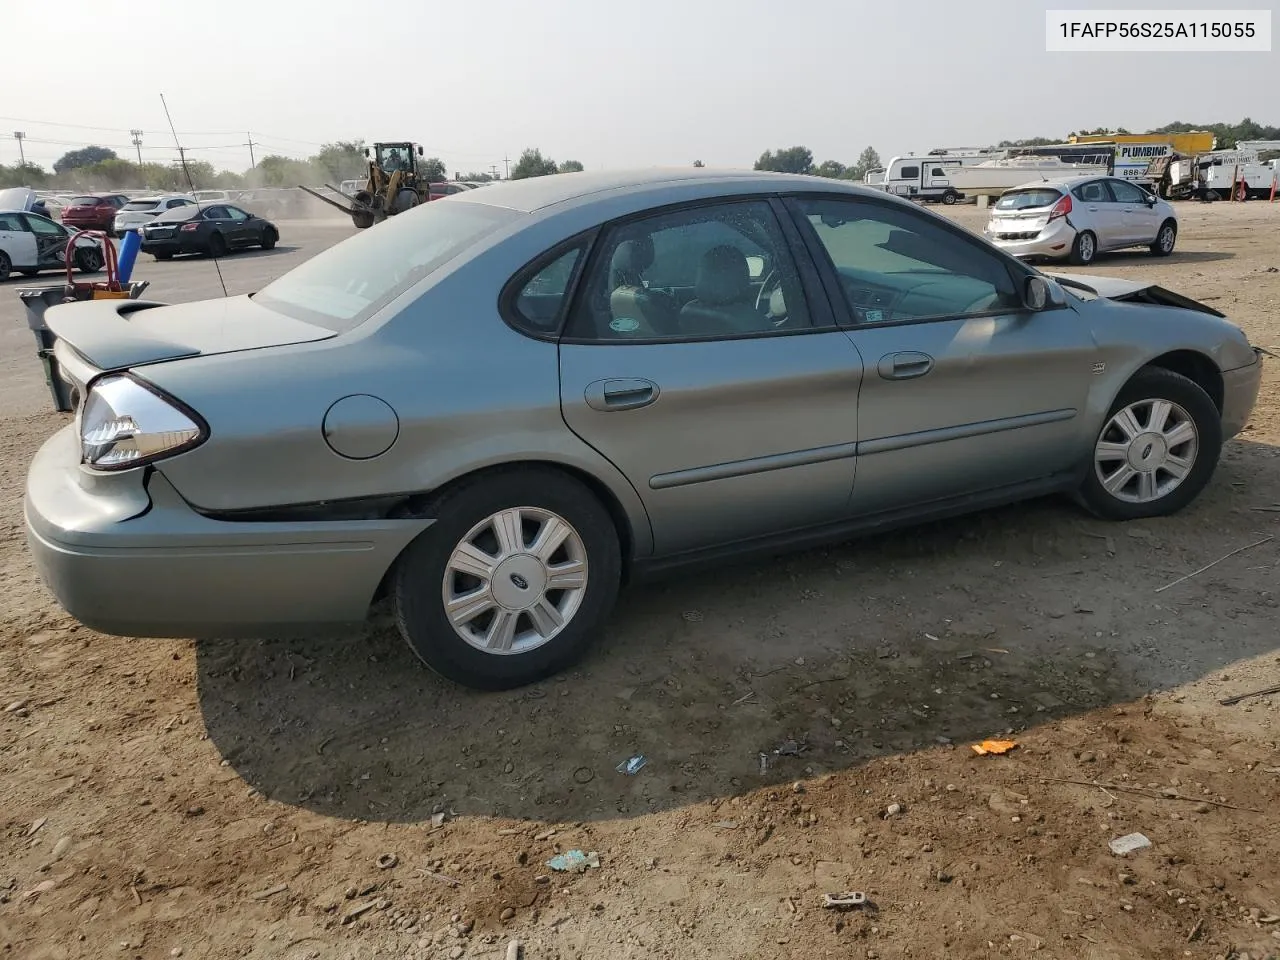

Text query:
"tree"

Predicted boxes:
[[693, 160, 704, 167], [0, 162, 50, 189], [854, 146, 881, 174], [419, 156, 447, 181], [511, 148, 558, 179], [754, 146, 813, 175], [254, 154, 313, 187], [456, 170, 496, 182], [53, 146, 118, 174], [557, 160, 584, 173], [312, 140, 367, 181], [812, 160, 847, 179]]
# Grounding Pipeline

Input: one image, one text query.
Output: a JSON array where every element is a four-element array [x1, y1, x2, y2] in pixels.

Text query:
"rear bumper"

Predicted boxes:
[[141, 239, 200, 255], [987, 219, 1076, 259], [1221, 354, 1263, 440], [24, 426, 432, 638]]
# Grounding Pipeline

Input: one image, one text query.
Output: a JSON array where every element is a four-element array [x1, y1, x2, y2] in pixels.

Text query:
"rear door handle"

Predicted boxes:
[[584, 378, 659, 411], [877, 351, 934, 380]]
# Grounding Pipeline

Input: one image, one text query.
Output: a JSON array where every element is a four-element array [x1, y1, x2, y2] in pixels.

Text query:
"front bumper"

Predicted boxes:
[[24, 426, 432, 639], [1221, 353, 1264, 440], [987, 218, 1076, 260]]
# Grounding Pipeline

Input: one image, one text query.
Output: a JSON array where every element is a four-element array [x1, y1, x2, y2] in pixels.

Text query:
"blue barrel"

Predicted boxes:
[[117, 230, 142, 284]]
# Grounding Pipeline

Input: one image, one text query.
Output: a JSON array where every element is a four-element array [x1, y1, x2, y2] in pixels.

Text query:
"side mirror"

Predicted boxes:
[[418, 146, 424, 156], [1024, 275, 1063, 311]]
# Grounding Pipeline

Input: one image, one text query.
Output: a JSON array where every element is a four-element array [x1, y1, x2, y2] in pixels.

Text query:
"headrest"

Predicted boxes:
[[609, 237, 655, 288], [694, 245, 750, 306]]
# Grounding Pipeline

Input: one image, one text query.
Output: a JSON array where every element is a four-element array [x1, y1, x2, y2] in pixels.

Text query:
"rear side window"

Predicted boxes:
[[254, 200, 517, 332], [507, 246, 584, 335], [995, 189, 1062, 210]]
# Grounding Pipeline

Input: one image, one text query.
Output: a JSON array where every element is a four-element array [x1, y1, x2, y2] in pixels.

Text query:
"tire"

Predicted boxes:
[[20, 268, 39, 278], [1203, 189, 1220, 202], [0, 251, 10, 281], [393, 467, 622, 690], [1150, 219, 1177, 257], [1078, 367, 1222, 521], [206, 233, 228, 258], [260, 227, 277, 250], [154, 252, 173, 261], [1068, 230, 1097, 266], [75, 248, 103, 274], [942, 191, 959, 205]]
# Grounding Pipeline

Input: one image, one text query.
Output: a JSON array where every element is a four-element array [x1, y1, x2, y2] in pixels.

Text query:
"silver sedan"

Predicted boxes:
[[985, 175, 1179, 265], [24, 170, 1263, 689]]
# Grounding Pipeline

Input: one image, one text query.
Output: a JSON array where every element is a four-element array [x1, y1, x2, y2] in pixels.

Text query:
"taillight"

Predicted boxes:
[[1048, 194, 1073, 221], [180, 223, 199, 232], [80, 374, 206, 470]]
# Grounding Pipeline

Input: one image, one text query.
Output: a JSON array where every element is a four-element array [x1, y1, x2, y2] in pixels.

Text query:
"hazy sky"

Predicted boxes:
[[4, 0, 1275, 175]]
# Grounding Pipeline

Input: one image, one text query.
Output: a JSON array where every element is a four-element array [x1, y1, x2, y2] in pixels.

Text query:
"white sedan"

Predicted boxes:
[[0, 209, 105, 281], [113, 194, 197, 236]]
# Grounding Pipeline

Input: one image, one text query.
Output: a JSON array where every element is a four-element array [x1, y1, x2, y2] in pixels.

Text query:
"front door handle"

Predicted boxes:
[[878, 351, 934, 381], [584, 378, 659, 411]]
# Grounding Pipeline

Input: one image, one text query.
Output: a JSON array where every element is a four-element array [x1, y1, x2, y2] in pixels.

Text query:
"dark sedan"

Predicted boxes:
[[140, 203, 279, 260]]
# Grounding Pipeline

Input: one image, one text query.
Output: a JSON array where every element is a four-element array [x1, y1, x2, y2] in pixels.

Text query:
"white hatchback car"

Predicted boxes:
[[113, 194, 197, 236], [985, 176, 1178, 266]]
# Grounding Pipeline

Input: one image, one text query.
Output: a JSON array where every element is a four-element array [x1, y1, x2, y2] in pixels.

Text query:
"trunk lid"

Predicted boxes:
[[43, 294, 337, 371]]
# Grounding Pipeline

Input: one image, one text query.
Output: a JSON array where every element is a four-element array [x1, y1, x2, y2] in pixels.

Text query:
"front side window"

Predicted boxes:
[[566, 200, 812, 341], [508, 246, 583, 335], [254, 199, 517, 332], [1108, 179, 1146, 203], [24, 215, 64, 236], [793, 196, 1019, 323]]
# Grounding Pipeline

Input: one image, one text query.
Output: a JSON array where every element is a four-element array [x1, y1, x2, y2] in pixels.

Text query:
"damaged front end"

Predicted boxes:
[[1046, 272, 1227, 317]]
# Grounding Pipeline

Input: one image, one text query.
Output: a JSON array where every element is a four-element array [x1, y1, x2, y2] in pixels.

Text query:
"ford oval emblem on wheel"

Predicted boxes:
[[509, 573, 529, 590]]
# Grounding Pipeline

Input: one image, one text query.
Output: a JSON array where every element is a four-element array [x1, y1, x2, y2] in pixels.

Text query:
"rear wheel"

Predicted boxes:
[[1150, 219, 1177, 257], [0, 251, 11, 281], [207, 233, 227, 257], [393, 467, 622, 690], [1069, 230, 1097, 266], [942, 191, 959, 205], [260, 227, 278, 250], [1078, 367, 1221, 521], [153, 251, 173, 261]]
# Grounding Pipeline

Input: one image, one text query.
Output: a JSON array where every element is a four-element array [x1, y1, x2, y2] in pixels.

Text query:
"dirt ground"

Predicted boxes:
[[2, 201, 1280, 960]]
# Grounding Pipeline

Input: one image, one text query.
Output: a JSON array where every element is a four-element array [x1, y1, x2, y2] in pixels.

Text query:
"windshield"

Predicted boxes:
[[253, 200, 518, 332], [121, 200, 162, 211], [995, 189, 1063, 210]]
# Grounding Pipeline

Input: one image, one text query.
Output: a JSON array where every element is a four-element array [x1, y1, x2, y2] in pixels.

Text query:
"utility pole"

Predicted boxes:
[[490, 163, 498, 180], [13, 131, 25, 166], [131, 129, 144, 167], [246, 132, 258, 169], [503, 155, 510, 179]]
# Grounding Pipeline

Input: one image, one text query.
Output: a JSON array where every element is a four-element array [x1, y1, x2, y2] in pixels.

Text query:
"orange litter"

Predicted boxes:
[[971, 739, 1019, 756]]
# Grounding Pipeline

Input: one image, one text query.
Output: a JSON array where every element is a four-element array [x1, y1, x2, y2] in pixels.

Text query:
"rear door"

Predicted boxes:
[[1072, 179, 1124, 248], [557, 198, 864, 557], [0, 212, 38, 268], [787, 194, 1096, 517]]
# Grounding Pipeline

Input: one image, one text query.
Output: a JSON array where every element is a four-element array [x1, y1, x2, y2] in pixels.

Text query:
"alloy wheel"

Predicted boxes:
[[1094, 398, 1199, 504], [441, 506, 589, 655]]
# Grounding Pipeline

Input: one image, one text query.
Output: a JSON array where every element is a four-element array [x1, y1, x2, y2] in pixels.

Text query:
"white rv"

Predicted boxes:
[[880, 150, 1002, 204]]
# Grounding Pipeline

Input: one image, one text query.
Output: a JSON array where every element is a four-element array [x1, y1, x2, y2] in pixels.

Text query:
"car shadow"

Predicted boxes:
[[1104, 249, 1236, 266], [196, 440, 1280, 825]]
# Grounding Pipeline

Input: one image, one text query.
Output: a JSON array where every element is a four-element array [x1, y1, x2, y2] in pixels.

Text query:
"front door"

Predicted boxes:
[[786, 194, 1097, 517], [558, 198, 864, 557], [1108, 178, 1161, 244], [22, 213, 70, 269]]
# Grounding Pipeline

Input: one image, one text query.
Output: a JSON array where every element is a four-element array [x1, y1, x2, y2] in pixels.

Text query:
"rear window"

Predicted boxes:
[[253, 200, 517, 333], [68, 196, 99, 207], [995, 189, 1062, 210], [121, 200, 162, 211], [152, 205, 203, 223]]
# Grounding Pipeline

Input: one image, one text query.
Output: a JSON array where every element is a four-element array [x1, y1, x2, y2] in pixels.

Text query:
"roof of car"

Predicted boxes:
[[450, 167, 876, 213], [1009, 175, 1117, 189]]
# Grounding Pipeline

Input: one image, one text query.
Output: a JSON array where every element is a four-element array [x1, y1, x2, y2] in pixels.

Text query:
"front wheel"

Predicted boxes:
[[260, 227, 278, 250], [75, 248, 103, 273], [1069, 230, 1097, 266], [393, 467, 622, 690], [0, 250, 11, 281], [1150, 219, 1177, 257], [1078, 367, 1222, 521]]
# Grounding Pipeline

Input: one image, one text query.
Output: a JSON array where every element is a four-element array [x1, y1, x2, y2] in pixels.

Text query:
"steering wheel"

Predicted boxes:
[[754, 269, 788, 326]]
